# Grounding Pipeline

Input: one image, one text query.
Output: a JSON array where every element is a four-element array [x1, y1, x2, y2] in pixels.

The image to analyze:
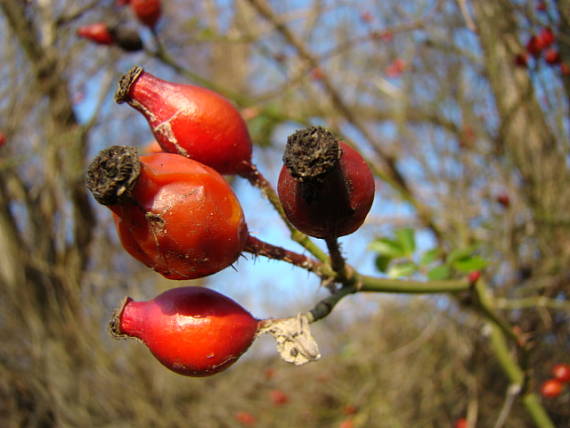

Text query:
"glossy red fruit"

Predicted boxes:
[[86, 146, 248, 280], [76, 23, 114, 45], [115, 66, 253, 175], [552, 363, 570, 383], [278, 127, 375, 239], [544, 48, 561, 65], [131, 0, 162, 28], [235, 411, 257, 426], [112, 287, 259, 376], [270, 389, 289, 406], [540, 378, 564, 398]]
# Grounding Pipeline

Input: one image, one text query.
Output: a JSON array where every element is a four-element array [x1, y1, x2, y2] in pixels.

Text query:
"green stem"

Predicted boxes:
[[489, 325, 554, 428], [473, 282, 519, 343], [306, 285, 355, 323], [497, 297, 570, 312], [360, 275, 470, 293]]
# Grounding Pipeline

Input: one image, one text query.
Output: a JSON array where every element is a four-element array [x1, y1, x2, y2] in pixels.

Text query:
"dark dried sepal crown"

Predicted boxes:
[[86, 145, 141, 206], [115, 65, 144, 104], [283, 126, 341, 182]]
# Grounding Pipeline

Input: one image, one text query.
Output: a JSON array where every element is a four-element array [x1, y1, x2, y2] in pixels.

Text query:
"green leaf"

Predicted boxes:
[[419, 248, 440, 266], [374, 254, 392, 273], [452, 256, 488, 273], [427, 265, 451, 280], [447, 246, 477, 264], [368, 238, 405, 258], [387, 262, 417, 278], [395, 228, 416, 256]]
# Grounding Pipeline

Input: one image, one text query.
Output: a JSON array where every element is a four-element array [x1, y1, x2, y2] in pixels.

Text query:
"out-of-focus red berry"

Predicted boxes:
[[311, 67, 326, 80], [131, 0, 162, 28], [552, 363, 570, 383], [540, 378, 564, 398], [468, 271, 481, 283], [496, 193, 510, 208], [386, 58, 406, 77], [454, 418, 468, 428], [526, 35, 543, 56], [235, 411, 257, 426], [339, 419, 354, 428], [270, 389, 289, 406], [544, 48, 561, 65], [76, 23, 114, 45], [538, 27, 555, 49]]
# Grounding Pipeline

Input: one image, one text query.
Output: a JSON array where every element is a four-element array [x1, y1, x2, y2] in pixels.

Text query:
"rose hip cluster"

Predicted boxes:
[[86, 66, 374, 376], [515, 24, 569, 74], [540, 363, 570, 399], [76, 0, 161, 52]]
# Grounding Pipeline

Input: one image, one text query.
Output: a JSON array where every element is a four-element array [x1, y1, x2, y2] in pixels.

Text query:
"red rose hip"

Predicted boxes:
[[540, 378, 564, 398], [86, 146, 248, 280], [111, 286, 259, 376], [115, 66, 253, 175], [552, 363, 570, 383], [76, 23, 114, 45], [277, 127, 375, 238], [131, 0, 162, 28]]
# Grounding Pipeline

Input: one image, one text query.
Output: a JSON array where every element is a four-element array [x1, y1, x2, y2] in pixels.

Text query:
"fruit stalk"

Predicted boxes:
[[244, 234, 327, 275]]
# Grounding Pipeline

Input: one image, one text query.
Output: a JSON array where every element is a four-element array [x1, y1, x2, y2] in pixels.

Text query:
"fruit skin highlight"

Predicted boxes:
[[277, 127, 375, 238], [111, 287, 260, 376], [86, 146, 248, 280], [115, 66, 253, 175]]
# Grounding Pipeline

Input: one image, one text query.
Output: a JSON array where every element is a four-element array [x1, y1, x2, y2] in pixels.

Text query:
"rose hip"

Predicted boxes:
[[278, 127, 375, 238], [86, 146, 248, 280], [115, 66, 253, 175], [111, 286, 259, 376]]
